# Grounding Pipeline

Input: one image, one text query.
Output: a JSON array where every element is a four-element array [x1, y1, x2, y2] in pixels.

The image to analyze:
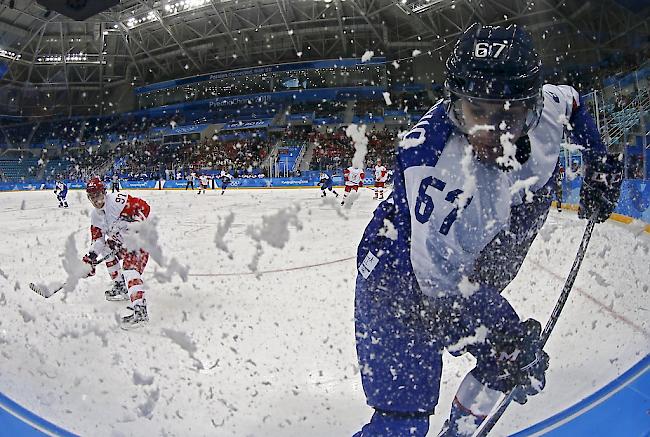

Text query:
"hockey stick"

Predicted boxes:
[[29, 251, 117, 298], [473, 215, 598, 437]]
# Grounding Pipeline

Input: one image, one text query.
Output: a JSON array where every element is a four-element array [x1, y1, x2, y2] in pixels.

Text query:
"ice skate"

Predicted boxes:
[[105, 280, 129, 301], [121, 302, 148, 329]]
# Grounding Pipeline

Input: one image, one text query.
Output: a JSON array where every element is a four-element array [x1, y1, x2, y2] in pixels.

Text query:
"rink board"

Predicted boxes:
[[0, 392, 77, 437], [513, 354, 650, 436], [2, 355, 648, 436]]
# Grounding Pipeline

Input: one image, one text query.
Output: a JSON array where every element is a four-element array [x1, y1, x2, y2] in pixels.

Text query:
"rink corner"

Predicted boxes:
[[511, 354, 650, 436]]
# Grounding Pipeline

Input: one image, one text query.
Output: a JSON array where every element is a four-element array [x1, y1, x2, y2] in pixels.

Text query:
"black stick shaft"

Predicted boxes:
[[474, 217, 597, 437]]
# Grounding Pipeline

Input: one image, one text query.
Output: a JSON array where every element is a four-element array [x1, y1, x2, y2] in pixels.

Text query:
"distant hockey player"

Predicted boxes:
[[353, 24, 622, 437], [198, 174, 209, 195], [53, 179, 68, 208], [555, 165, 565, 212], [111, 173, 120, 193], [185, 171, 196, 190], [341, 165, 365, 206], [318, 172, 339, 198], [220, 170, 233, 195], [83, 177, 153, 329], [373, 159, 388, 200]]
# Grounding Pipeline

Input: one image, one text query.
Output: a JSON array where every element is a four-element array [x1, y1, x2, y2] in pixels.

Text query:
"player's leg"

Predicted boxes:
[[435, 187, 553, 435], [104, 256, 128, 301], [430, 288, 548, 436], [373, 185, 378, 199], [62, 193, 68, 207], [341, 185, 352, 205], [57, 194, 63, 207], [355, 265, 441, 436], [121, 249, 150, 328], [320, 186, 327, 197]]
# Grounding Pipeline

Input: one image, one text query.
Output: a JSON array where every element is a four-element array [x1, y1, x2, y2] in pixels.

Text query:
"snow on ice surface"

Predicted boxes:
[[0, 189, 648, 436]]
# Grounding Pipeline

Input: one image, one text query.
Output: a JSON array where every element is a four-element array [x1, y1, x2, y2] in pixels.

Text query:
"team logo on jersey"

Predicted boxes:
[[545, 90, 560, 103], [358, 251, 380, 279]]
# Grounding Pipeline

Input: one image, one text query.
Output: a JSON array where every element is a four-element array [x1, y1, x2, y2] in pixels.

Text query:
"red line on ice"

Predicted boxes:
[[189, 254, 649, 338], [189, 256, 356, 277], [532, 261, 650, 339]]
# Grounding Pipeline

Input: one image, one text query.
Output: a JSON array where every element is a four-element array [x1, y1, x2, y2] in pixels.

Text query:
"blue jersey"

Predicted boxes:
[[319, 174, 334, 189], [220, 172, 232, 185], [54, 181, 68, 197], [357, 84, 606, 298]]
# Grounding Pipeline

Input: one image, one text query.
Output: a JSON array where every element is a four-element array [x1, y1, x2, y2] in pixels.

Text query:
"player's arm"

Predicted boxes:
[[119, 195, 151, 222], [83, 211, 108, 273], [560, 85, 623, 222]]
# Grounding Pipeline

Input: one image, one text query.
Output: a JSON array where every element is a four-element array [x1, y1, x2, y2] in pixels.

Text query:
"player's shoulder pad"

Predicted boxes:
[[543, 84, 579, 119], [397, 100, 453, 169]]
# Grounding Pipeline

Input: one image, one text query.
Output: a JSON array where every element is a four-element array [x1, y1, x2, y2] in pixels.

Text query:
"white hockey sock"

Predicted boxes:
[[123, 269, 145, 305], [446, 372, 502, 435], [106, 257, 122, 281]]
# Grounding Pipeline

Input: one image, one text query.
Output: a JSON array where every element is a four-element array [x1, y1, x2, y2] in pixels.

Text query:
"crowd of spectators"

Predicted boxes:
[[309, 126, 398, 171], [46, 132, 276, 182]]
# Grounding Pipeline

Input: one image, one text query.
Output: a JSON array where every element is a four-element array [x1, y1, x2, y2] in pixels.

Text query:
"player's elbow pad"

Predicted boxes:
[[569, 97, 606, 158]]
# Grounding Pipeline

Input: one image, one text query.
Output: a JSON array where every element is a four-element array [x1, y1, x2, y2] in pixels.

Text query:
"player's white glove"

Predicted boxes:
[[82, 251, 98, 277]]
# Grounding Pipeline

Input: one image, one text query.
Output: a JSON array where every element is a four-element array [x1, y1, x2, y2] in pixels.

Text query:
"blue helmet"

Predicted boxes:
[[445, 23, 542, 101], [445, 23, 544, 135]]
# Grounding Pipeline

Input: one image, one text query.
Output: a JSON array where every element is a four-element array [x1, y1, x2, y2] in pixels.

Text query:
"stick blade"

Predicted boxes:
[[29, 282, 53, 298]]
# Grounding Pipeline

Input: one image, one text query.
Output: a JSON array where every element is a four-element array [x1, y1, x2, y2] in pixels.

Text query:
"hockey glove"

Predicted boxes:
[[484, 319, 550, 404], [579, 154, 623, 223], [82, 251, 98, 276], [106, 233, 123, 251]]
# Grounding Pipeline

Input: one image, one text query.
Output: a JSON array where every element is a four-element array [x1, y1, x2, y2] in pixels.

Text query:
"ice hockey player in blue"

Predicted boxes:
[[54, 179, 69, 208], [220, 169, 232, 195], [353, 24, 622, 437], [318, 172, 339, 198]]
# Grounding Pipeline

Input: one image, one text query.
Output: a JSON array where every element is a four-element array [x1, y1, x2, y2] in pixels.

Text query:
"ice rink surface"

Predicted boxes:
[[0, 187, 648, 436]]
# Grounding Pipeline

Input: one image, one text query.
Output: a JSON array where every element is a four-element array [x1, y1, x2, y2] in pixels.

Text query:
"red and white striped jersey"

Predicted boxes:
[[344, 167, 365, 186], [374, 165, 388, 183], [90, 192, 150, 255]]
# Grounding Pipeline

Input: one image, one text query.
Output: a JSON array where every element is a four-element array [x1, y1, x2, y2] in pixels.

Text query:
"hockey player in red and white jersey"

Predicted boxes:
[[341, 165, 365, 206], [373, 159, 388, 200], [198, 174, 209, 195], [83, 177, 152, 329]]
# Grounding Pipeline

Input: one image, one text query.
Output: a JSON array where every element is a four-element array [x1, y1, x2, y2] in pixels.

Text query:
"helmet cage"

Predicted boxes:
[[445, 88, 543, 136]]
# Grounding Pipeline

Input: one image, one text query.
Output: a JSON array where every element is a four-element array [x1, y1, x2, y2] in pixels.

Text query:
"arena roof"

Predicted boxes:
[[0, 0, 647, 116]]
